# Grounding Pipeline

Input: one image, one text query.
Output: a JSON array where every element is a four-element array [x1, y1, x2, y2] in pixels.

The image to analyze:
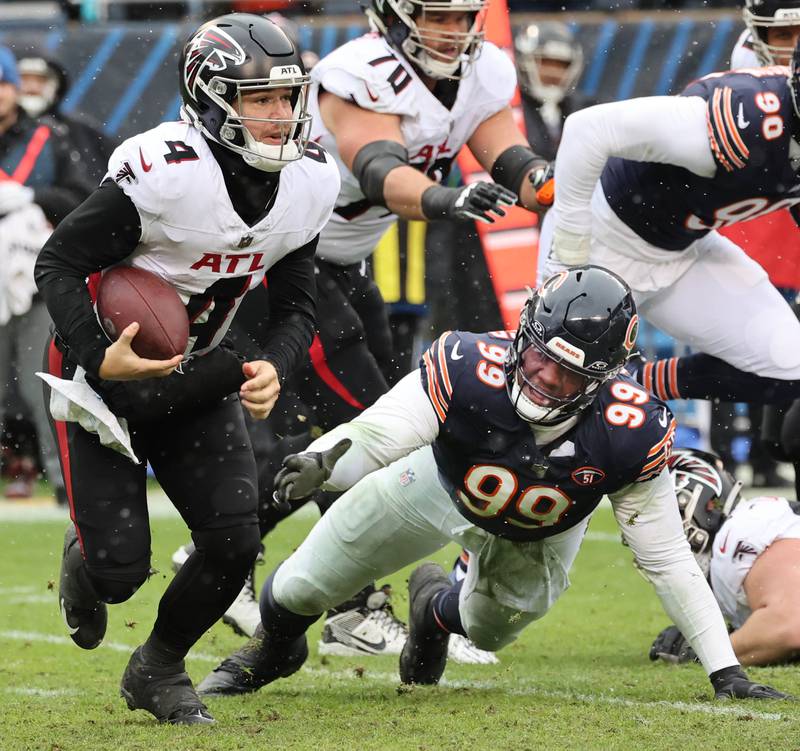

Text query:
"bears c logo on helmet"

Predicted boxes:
[[184, 26, 246, 98]]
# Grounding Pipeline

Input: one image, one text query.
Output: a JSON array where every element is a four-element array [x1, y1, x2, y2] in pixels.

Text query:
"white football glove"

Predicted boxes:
[[552, 226, 592, 266], [0, 182, 35, 216]]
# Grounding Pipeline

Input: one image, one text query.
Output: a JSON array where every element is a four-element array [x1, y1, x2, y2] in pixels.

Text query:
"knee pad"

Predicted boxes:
[[271, 565, 337, 616], [260, 568, 322, 638], [85, 563, 150, 604], [193, 523, 262, 570]]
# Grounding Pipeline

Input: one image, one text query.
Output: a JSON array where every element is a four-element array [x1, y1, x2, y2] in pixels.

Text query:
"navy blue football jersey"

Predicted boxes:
[[600, 67, 800, 250], [419, 331, 677, 542]]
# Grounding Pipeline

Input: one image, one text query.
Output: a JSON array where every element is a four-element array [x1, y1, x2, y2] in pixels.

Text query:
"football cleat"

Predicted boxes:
[[59, 525, 107, 650], [120, 646, 215, 725], [197, 624, 308, 696], [172, 542, 263, 638], [318, 586, 407, 656], [447, 634, 499, 665], [399, 563, 451, 685]]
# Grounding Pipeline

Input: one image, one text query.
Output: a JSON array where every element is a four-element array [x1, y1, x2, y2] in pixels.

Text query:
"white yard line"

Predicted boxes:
[[4, 687, 79, 697], [0, 630, 788, 722], [0, 630, 221, 663]]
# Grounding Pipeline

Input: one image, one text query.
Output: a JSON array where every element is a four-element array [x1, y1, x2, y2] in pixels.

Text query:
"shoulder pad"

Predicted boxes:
[[105, 122, 204, 216], [594, 376, 677, 484], [312, 37, 417, 116], [287, 148, 341, 230], [471, 42, 517, 111], [419, 330, 512, 424], [685, 71, 792, 173]]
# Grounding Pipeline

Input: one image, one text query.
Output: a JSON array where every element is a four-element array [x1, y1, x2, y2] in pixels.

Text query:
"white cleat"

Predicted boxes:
[[318, 588, 408, 656], [221, 568, 262, 638], [447, 634, 499, 665]]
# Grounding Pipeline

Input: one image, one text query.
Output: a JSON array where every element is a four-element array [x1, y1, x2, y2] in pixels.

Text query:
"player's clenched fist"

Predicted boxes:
[[239, 360, 281, 420]]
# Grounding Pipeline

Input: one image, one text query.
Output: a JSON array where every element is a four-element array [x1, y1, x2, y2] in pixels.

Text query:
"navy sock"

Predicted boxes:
[[259, 568, 321, 643], [431, 580, 466, 636], [638, 353, 800, 404]]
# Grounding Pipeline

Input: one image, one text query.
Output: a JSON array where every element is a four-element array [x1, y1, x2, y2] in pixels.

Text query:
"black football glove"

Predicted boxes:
[[649, 625, 698, 664], [528, 160, 555, 208], [710, 665, 791, 700], [421, 182, 517, 224], [272, 438, 352, 510]]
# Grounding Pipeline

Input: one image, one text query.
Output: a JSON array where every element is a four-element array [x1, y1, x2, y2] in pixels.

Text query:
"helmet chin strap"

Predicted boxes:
[[405, 39, 461, 78], [239, 130, 300, 173], [510, 380, 567, 424]]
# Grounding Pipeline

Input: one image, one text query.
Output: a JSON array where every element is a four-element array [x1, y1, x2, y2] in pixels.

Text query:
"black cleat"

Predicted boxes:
[[120, 646, 215, 725], [399, 563, 451, 685], [197, 624, 308, 696], [59, 525, 107, 650]]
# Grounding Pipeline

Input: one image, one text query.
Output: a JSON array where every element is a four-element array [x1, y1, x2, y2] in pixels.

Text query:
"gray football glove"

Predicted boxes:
[[421, 182, 517, 224], [649, 625, 698, 664], [273, 438, 352, 509], [710, 666, 791, 700]]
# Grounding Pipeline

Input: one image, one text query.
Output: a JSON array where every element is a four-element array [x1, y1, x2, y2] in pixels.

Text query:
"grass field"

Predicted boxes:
[[1, 494, 799, 751]]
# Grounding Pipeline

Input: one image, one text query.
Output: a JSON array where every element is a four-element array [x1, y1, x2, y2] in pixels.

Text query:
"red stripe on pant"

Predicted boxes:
[[47, 340, 81, 548], [308, 335, 366, 411]]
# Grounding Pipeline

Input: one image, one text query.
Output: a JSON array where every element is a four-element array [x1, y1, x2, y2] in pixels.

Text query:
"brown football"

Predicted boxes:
[[96, 266, 189, 360]]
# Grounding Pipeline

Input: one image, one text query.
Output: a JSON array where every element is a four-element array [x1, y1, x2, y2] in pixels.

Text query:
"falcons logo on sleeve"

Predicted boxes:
[[184, 26, 246, 97]]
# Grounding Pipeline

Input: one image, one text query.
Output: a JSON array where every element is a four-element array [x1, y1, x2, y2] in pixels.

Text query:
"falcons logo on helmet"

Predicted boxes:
[[184, 26, 246, 97]]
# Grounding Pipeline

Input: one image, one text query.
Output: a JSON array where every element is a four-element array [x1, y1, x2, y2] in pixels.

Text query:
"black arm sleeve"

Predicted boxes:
[[255, 234, 318, 383], [32, 120, 97, 226], [34, 180, 142, 377]]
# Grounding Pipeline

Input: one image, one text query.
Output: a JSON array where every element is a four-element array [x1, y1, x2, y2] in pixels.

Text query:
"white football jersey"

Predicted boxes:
[[709, 496, 800, 628], [730, 29, 760, 69], [308, 33, 517, 265], [105, 121, 340, 357]]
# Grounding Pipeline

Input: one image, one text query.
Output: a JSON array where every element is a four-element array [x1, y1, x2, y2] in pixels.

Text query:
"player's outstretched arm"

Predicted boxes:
[[551, 96, 714, 265], [613, 472, 790, 698], [466, 106, 552, 212], [320, 92, 514, 223], [98, 322, 182, 381], [270, 369, 440, 512]]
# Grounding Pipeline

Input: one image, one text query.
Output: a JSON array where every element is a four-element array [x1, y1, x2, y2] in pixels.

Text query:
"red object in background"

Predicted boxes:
[[456, 0, 539, 329], [231, 0, 295, 10], [720, 210, 800, 291]]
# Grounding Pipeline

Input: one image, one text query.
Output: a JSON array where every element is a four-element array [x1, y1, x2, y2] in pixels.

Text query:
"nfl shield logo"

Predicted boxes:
[[399, 469, 416, 487]]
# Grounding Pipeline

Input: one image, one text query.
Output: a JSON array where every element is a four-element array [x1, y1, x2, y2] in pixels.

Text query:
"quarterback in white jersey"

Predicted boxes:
[[650, 449, 800, 666], [34, 15, 338, 726], [106, 119, 337, 358]]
